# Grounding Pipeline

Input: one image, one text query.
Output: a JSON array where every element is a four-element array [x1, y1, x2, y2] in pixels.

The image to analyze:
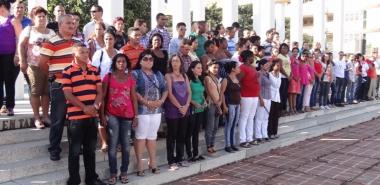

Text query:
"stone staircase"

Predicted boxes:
[[1, 100, 380, 185]]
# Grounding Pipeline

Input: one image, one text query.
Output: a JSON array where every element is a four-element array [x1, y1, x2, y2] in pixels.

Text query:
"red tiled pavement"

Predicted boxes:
[[173, 119, 380, 185]]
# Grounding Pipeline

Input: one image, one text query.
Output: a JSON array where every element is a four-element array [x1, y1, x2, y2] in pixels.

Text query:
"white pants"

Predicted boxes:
[[135, 113, 161, 140], [254, 99, 271, 139], [303, 84, 313, 107], [239, 97, 259, 143]]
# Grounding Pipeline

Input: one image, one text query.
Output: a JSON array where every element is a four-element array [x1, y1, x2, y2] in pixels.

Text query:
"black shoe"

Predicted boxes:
[[240, 142, 251, 148], [231, 146, 239, 151], [264, 138, 270, 142], [224, 147, 234, 153], [93, 178, 106, 185], [50, 153, 60, 161], [197, 155, 205, 160], [7, 108, 14, 116]]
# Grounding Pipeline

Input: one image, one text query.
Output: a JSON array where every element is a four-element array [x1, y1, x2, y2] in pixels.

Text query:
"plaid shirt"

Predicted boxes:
[[146, 27, 171, 50], [140, 35, 149, 49]]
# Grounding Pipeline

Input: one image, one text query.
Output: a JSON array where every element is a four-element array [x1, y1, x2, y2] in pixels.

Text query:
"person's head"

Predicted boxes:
[[94, 22, 106, 38], [176, 22, 186, 37], [111, 53, 131, 72], [314, 42, 321, 49], [53, 5, 65, 20], [270, 58, 282, 72], [58, 14, 75, 36], [70, 12, 81, 31], [257, 46, 265, 58], [243, 29, 251, 38], [232, 22, 240, 32], [32, 6, 48, 27], [279, 43, 289, 55], [156, 13, 167, 27], [291, 47, 299, 57], [0, 0, 12, 15], [249, 35, 261, 46], [372, 48, 378, 58], [322, 53, 331, 64], [113, 17, 124, 32], [215, 24, 225, 36], [134, 19, 147, 34], [226, 27, 235, 38], [73, 43, 89, 64], [207, 60, 219, 75], [136, 49, 154, 71], [257, 59, 269, 71], [272, 47, 279, 57], [216, 37, 227, 49], [266, 29, 274, 41], [299, 50, 311, 62], [302, 42, 310, 50], [90, 5, 103, 21], [283, 39, 290, 46], [338, 51, 345, 60], [355, 53, 364, 62], [168, 54, 185, 73], [13, 0, 26, 18], [240, 50, 254, 64], [148, 33, 163, 49], [250, 44, 259, 55], [250, 30, 257, 37], [204, 40, 216, 54], [225, 61, 240, 75], [197, 21, 206, 34], [273, 32, 280, 42], [104, 28, 116, 49], [313, 48, 321, 60], [292, 41, 299, 49], [187, 61, 203, 82], [180, 38, 191, 55], [236, 37, 249, 51], [127, 27, 142, 44], [188, 35, 198, 50]]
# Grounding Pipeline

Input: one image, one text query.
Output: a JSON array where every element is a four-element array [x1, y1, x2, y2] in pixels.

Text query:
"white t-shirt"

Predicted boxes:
[[83, 20, 110, 41], [334, 59, 346, 78], [20, 26, 56, 66], [91, 48, 119, 79], [374, 59, 380, 75], [361, 62, 369, 77]]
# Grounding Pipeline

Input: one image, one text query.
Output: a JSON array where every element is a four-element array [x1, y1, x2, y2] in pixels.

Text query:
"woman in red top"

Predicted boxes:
[[100, 54, 138, 184], [238, 50, 260, 148]]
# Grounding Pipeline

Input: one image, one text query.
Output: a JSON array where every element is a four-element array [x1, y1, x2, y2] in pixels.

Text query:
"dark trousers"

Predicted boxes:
[[362, 77, 370, 100], [279, 78, 289, 111], [48, 82, 67, 155], [67, 118, 98, 185], [166, 116, 188, 165], [319, 82, 330, 106], [296, 85, 305, 111], [0, 53, 18, 109], [185, 112, 203, 158], [354, 75, 363, 100], [268, 101, 281, 136], [310, 78, 320, 107], [335, 77, 346, 104], [329, 82, 336, 105]]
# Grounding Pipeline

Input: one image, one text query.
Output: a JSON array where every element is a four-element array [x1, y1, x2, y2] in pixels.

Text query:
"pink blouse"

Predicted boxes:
[[299, 63, 314, 85]]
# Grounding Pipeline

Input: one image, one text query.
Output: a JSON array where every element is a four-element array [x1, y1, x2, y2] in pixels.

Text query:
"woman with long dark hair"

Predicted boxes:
[[149, 33, 168, 75]]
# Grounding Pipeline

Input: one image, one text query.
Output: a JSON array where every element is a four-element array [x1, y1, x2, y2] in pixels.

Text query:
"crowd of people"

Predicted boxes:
[[1, 0, 380, 184]]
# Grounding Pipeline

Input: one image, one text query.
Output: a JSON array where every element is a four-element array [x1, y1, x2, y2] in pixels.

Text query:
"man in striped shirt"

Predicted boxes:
[[62, 43, 104, 185], [146, 13, 171, 50], [120, 27, 144, 69], [39, 14, 81, 161]]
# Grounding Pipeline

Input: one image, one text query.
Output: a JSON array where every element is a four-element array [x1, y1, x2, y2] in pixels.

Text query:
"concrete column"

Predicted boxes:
[[252, 0, 261, 36], [223, 0, 238, 27], [290, 0, 303, 45], [151, 0, 166, 29], [253, 0, 275, 38], [313, 0, 326, 50], [27, 0, 47, 11], [170, 0, 191, 36], [333, 0, 344, 53], [275, 2, 286, 41], [192, 0, 205, 22], [98, 0, 124, 25]]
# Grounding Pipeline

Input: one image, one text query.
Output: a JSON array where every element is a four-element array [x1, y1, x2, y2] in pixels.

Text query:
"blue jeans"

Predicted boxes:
[[354, 75, 362, 100], [48, 81, 67, 155], [225, 104, 240, 147], [107, 115, 132, 176], [205, 104, 220, 147], [329, 82, 336, 105], [335, 77, 346, 104], [310, 79, 320, 107], [67, 118, 98, 185], [296, 85, 305, 111], [346, 80, 354, 103], [319, 82, 330, 106]]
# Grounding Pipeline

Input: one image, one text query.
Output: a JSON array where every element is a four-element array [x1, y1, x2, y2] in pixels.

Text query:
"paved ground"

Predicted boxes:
[[172, 118, 380, 185]]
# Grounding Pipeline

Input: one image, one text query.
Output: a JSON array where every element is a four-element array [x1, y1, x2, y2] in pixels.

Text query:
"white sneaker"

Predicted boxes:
[[34, 119, 45, 129], [320, 106, 326, 110], [325, 106, 331, 110], [168, 163, 179, 171]]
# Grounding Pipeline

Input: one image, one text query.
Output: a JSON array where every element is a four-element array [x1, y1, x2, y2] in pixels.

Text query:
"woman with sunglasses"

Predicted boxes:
[[132, 50, 168, 176]]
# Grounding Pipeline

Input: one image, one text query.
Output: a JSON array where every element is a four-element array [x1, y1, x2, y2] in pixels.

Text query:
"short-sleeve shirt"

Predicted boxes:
[[278, 54, 290, 78], [120, 42, 145, 70], [103, 74, 136, 119], [190, 32, 206, 59], [61, 62, 101, 120], [40, 34, 81, 81], [91, 48, 119, 79], [239, 64, 260, 97]]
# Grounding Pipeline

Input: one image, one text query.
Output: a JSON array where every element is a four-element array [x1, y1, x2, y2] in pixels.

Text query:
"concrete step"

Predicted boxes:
[[7, 101, 380, 185]]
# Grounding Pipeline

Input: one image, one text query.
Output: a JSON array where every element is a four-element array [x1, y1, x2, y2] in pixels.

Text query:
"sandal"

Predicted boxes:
[[108, 176, 117, 185], [100, 145, 108, 153], [119, 174, 129, 184], [207, 147, 213, 153], [149, 165, 160, 174], [136, 170, 145, 177]]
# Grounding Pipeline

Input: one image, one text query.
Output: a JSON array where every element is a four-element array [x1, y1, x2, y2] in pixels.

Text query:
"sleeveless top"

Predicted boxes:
[[225, 76, 241, 105], [190, 79, 205, 113], [165, 74, 189, 119], [0, 16, 16, 54]]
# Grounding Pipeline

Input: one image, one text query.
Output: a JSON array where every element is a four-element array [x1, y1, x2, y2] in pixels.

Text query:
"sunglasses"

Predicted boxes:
[[142, 56, 153, 61]]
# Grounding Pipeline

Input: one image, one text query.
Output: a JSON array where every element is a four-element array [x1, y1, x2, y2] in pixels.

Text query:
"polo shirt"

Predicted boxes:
[[62, 62, 101, 120], [120, 42, 145, 69], [40, 34, 81, 81]]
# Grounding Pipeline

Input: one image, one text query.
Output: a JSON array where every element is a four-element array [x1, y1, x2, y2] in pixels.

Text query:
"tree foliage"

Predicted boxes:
[[124, 0, 150, 29], [205, 3, 222, 30], [238, 4, 252, 29]]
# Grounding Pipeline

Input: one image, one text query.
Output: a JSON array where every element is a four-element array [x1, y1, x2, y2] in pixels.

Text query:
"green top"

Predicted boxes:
[[190, 32, 206, 59], [190, 79, 205, 113]]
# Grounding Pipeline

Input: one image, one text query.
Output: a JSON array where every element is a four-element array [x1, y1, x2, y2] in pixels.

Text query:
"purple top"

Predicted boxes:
[[165, 75, 189, 119], [0, 16, 16, 54]]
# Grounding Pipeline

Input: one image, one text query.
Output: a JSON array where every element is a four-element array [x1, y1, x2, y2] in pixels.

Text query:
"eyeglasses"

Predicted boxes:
[[142, 56, 153, 61], [90, 10, 99, 13]]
